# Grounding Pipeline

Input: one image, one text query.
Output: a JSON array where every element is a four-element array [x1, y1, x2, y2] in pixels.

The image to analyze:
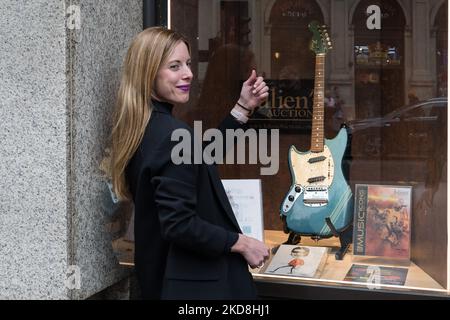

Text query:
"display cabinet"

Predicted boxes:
[[134, 0, 449, 300]]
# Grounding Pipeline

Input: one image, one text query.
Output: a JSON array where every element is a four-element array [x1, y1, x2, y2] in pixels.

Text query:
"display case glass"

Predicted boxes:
[[129, 0, 449, 299]]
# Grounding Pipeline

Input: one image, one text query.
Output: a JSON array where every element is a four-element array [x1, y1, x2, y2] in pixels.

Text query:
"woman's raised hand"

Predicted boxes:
[[238, 70, 269, 111]]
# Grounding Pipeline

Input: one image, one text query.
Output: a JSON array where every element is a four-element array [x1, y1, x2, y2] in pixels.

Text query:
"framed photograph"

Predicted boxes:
[[263, 245, 329, 278], [221, 179, 265, 242], [353, 184, 412, 260]]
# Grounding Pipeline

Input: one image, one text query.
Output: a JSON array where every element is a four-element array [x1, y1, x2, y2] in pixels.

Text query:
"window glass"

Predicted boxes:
[[168, 0, 448, 296]]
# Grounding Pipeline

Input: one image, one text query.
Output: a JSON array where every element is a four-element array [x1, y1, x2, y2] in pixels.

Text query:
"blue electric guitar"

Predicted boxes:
[[280, 22, 353, 257]]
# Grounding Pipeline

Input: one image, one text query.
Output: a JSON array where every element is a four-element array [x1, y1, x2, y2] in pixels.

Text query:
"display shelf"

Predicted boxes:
[[251, 230, 449, 299]]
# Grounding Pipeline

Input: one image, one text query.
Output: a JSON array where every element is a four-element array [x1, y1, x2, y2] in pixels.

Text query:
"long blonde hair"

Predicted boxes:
[[109, 27, 190, 201]]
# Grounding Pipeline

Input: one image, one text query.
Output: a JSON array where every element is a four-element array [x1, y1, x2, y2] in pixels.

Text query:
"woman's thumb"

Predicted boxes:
[[245, 69, 257, 85]]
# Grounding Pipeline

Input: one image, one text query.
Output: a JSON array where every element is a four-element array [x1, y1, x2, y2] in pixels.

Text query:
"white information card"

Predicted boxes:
[[221, 179, 264, 242]]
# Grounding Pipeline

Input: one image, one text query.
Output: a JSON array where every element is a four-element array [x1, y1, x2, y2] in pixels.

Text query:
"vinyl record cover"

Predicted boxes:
[[353, 184, 412, 259], [264, 245, 329, 278]]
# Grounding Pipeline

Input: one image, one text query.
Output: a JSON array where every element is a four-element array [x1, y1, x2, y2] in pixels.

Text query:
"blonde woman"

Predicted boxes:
[[109, 27, 269, 299]]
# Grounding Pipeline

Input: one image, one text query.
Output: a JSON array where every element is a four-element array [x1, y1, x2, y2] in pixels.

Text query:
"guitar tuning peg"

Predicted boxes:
[[329, 45, 333, 49], [328, 42, 332, 46]]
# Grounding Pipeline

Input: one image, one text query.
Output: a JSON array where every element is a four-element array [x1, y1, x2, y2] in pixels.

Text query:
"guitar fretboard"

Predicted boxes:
[[311, 54, 325, 153]]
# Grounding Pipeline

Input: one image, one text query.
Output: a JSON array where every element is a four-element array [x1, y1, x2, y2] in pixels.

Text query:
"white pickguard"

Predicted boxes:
[[289, 145, 335, 187]]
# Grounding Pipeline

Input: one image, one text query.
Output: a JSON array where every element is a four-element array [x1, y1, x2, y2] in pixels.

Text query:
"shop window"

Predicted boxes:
[[125, 0, 450, 299]]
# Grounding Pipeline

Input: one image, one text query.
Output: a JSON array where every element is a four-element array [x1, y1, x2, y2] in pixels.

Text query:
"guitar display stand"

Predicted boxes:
[[281, 216, 353, 260]]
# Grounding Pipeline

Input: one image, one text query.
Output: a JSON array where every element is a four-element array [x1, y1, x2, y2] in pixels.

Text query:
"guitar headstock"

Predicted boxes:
[[309, 21, 333, 55]]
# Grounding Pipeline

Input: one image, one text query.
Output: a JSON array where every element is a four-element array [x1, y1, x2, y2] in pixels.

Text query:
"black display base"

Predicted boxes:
[[280, 215, 352, 260]]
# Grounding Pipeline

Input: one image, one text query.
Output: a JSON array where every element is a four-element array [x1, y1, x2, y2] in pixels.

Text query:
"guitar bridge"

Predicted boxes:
[[303, 186, 329, 207]]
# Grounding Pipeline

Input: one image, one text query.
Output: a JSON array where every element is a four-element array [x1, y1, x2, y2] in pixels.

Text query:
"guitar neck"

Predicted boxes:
[[311, 54, 325, 153]]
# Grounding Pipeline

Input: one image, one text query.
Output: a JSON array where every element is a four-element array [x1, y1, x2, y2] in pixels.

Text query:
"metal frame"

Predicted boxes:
[[143, 0, 168, 29], [255, 279, 450, 300]]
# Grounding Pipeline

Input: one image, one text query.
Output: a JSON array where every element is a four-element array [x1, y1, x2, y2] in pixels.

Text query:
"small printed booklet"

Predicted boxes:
[[344, 264, 409, 286]]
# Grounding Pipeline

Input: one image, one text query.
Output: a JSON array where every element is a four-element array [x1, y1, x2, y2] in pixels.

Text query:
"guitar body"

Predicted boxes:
[[280, 127, 353, 237]]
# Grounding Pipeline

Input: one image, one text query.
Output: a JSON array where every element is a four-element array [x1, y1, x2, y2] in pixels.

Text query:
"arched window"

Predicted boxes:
[[269, 0, 324, 79]]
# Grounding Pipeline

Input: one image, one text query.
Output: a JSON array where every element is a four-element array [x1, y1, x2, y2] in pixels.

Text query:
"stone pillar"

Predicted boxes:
[[404, 26, 413, 104], [410, 0, 435, 99], [261, 0, 273, 78], [329, 0, 354, 120], [0, 0, 142, 299]]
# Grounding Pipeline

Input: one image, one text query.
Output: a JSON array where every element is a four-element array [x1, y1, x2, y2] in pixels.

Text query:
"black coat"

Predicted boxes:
[[126, 100, 257, 299]]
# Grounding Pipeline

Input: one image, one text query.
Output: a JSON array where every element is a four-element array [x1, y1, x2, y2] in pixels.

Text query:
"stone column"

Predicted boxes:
[[410, 0, 435, 99], [0, 0, 142, 299], [329, 0, 354, 120], [261, 0, 273, 78]]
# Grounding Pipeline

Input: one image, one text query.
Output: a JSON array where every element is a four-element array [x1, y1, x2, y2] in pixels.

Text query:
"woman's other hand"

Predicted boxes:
[[231, 234, 270, 269]]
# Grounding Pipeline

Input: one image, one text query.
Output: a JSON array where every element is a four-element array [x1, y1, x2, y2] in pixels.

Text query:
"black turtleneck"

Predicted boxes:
[[151, 99, 174, 115]]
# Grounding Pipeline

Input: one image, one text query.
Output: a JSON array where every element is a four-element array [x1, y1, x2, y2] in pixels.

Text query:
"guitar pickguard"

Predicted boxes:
[[281, 146, 334, 212], [290, 145, 334, 187]]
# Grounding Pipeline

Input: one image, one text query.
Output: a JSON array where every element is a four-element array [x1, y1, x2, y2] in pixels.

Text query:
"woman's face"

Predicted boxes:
[[153, 41, 193, 104]]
